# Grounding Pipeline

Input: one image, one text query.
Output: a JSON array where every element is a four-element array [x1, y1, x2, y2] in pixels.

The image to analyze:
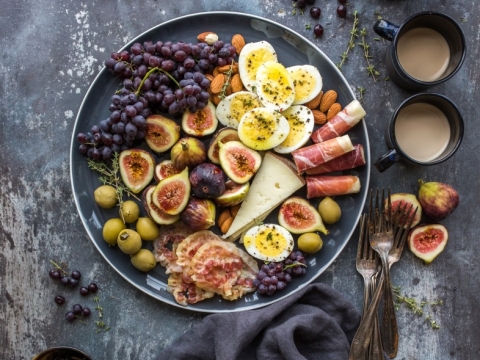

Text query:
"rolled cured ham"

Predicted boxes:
[[311, 100, 366, 143], [306, 175, 361, 198], [292, 134, 354, 173], [305, 144, 366, 175]]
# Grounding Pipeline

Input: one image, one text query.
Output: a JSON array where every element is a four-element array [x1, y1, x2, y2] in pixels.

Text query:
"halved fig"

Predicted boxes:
[[207, 128, 241, 164], [142, 185, 180, 225], [278, 196, 328, 235], [119, 148, 155, 193], [218, 141, 262, 184], [170, 137, 207, 170], [152, 167, 191, 215], [214, 180, 250, 207], [145, 114, 181, 153], [408, 224, 448, 264], [190, 163, 226, 198], [154, 159, 182, 182], [182, 101, 218, 137], [385, 193, 422, 228], [180, 197, 216, 231]]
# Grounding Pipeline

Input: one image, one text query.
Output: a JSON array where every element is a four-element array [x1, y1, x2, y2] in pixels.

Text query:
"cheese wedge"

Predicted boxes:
[[223, 152, 306, 242]]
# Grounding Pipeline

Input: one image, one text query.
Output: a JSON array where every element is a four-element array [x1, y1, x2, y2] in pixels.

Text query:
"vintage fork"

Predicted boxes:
[[381, 202, 417, 358], [355, 214, 384, 360]]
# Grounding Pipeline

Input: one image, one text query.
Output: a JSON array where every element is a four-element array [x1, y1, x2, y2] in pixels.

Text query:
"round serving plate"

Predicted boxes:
[[70, 11, 370, 313]]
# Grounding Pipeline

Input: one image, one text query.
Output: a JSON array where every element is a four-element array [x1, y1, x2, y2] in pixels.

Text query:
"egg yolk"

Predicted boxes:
[[245, 49, 277, 81], [244, 229, 289, 258], [258, 63, 294, 106], [229, 94, 261, 123], [279, 111, 310, 147], [241, 109, 282, 147], [290, 69, 318, 102]]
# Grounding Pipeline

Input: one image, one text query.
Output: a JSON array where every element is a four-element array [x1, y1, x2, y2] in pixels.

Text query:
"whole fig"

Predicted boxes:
[[418, 180, 459, 221], [170, 137, 207, 170], [190, 163, 226, 198], [180, 197, 216, 231]]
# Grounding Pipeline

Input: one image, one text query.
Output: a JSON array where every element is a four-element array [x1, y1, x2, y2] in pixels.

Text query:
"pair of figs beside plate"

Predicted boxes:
[[388, 180, 459, 264]]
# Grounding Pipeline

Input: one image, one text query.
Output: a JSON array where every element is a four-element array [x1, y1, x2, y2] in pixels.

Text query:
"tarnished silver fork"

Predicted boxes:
[[381, 202, 417, 358]]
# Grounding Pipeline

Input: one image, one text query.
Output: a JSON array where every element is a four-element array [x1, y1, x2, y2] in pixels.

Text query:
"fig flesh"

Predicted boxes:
[[418, 180, 459, 221], [218, 141, 262, 184], [207, 127, 241, 164], [154, 159, 181, 182], [385, 193, 422, 228], [189, 163, 226, 199], [152, 167, 191, 215], [278, 196, 328, 235], [170, 137, 207, 170], [145, 114, 181, 153], [180, 197, 216, 231], [214, 180, 250, 207], [119, 148, 155, 193], [408, 224, 448, 264], [142, 185, 180, 225], [182, 101, 218, 137]]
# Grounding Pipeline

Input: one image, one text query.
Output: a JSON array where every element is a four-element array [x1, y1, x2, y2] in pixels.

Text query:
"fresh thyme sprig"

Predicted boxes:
[[87, 152, 140, 209], [337, 10, 359, 70], [357, 86, 366, 103], [358, 28, 380, 81], [392, 286, 442, 329], [93, 296, 111, 333], [219, 61, 235, 99]]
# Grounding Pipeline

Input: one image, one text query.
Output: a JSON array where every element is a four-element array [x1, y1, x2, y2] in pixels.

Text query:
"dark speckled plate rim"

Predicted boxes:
[[69, 11, 370, 313]]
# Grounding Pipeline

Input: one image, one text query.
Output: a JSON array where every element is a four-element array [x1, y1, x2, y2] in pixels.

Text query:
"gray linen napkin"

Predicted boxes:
[[157, 283, 361, 360]]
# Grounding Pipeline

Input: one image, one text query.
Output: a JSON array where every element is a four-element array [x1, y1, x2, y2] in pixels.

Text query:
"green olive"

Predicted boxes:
[[131, 249, 157, 272], [136, 217, 159, 241], [94, 185, 117, 209], [117, 229, 142, 254], [102, 218, 126, 246], [298, 232, 323, 254], [119, 200, 140, 224], [318, 196, 341, 224]]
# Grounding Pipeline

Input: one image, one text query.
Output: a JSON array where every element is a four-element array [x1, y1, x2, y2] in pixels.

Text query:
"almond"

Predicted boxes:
[[197, 31, 218, 45], [213, 67, 221, 77], [232, 34, 246, 55], [211, 93, 222, 105], [320, 90, 338, 113], [205, 73, 215, 82], [218, 208, 233, 226], [327, 103, 342, 120], [230, 203, 241, 217], [220, 216, 234, 234], [304, 91, 323, 110], [210, 73, 225, 94], [312, 110, 327, 125], [217, 63, 239, 74], [230, 74, 243, 93]]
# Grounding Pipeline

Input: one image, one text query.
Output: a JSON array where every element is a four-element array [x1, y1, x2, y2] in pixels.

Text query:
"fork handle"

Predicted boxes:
[[349, 272, 385, 360], [381, 281, 399, 358]]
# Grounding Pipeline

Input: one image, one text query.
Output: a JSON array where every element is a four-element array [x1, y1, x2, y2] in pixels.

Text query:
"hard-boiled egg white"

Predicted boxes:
[[237, 107, 290, 150], [274, 105, 315, 154], [287, 65, 323, 105], [243, 223, 294, 262], [255, 61, 296, 112], [238, 41, 278, 92], [215, 91, 262, 129]]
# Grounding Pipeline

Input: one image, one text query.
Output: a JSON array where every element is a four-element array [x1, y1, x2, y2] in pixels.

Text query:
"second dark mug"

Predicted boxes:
[[374, 12, 466, 91]]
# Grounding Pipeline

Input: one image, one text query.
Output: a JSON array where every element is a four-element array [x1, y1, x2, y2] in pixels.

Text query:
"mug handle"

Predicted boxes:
[[374, 149, 402, 172], [373, 19, 400, 42]]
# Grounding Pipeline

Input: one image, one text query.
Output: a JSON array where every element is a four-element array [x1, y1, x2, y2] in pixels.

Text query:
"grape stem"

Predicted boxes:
[[135, 66, 181, 97], [49, 260, 68, 275]]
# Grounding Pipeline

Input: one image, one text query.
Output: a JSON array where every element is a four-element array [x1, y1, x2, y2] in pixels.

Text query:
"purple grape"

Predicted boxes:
[[55, 295, 65, 305], [65, 311, 76, 322]]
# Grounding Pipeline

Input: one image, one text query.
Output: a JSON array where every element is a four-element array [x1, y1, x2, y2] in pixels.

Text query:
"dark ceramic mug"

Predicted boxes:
[[373, 12, 466, 91], [374, 93, 464, 172]]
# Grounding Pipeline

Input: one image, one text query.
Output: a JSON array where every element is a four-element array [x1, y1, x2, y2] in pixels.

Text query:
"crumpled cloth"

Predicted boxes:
[[157, 283, 362, 360]]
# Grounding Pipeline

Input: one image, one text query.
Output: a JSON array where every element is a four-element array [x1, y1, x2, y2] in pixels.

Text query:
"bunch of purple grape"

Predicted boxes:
[[254, 250, 307, 296], [76, 39, 237, 161]]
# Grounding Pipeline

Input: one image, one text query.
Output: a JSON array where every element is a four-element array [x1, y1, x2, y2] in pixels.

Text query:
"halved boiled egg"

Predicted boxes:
[[238, 41, 278, 92], [243, 223, 294, 262], [215, 91, 262, 129], [255, 61, 296, 112], [237, 107, 290, 150], [274, 105, 315, 154], [287, 65, 323, 105]]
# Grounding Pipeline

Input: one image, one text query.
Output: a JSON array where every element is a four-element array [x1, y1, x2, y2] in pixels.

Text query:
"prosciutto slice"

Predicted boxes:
[[292, 135, 354, 173], [311, 100, 366, 143], [305, 144, 366, 175], [306, 175, 361, 198]]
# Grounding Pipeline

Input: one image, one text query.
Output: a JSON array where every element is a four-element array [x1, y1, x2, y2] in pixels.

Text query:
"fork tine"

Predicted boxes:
[[396, 204, 416, 251], [357, 214, 366, 260]]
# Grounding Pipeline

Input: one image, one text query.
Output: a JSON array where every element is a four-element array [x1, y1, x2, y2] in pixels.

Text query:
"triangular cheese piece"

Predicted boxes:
[[223, 152, 305, 242]]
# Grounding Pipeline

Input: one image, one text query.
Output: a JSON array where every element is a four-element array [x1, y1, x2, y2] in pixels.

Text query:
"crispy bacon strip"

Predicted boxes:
[[292, 135, 354, 173], [306, 175, 361, 198], [311, 100, 366, 143], [305, 144, 366, 175]]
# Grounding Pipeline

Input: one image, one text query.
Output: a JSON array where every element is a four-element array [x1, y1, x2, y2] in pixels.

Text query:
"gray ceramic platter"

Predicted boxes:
[[70, 11, 370, 313]]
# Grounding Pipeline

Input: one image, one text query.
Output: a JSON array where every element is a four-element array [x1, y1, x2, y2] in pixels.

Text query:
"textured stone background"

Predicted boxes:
[[1, 0, 478, 359]]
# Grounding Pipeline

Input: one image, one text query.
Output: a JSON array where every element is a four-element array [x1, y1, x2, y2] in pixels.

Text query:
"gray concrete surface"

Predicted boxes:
[[1, 0, 478, 359]]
